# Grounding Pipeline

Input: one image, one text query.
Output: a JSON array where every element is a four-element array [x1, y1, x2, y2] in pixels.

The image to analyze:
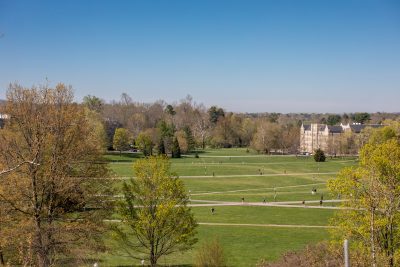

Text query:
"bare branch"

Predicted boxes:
[[0, 160, 40, 176]]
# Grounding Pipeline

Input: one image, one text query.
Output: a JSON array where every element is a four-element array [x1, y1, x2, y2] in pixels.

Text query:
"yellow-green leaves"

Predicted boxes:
[[328, 134, 400, 266], [114, 156, 197, 266]]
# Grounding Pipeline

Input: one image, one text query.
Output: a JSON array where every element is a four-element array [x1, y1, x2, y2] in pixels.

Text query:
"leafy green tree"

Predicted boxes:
[[352, 112, 371, 124], [136, 132, 153, 156], [157, 137, 166, 155], [313, 148, 326, 162], [158, 120, 175, 153], [165, 104, 176, 116], [208, 106, 225, 124], [172, 136, 181, 158], [82, 95, 104, 113], [327, 114, 341, 126], [328, 138, 400, 266], [113, 128, 131, 154], [113, 156, 197, 267]]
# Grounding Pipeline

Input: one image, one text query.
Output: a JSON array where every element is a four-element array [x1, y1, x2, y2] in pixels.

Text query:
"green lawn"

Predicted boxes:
[[97, 148, 356, 266], [97, 225, 329, 267]]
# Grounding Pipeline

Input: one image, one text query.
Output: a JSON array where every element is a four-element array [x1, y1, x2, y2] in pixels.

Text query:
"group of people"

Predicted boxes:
[[209, 188, 325, 215]]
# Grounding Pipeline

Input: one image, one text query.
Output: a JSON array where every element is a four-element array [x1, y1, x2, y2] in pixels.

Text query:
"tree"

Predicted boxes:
[[192, 107, 210, 149], [183, 126, 196, 152], [172, 136, 181, 158], [82, 95, 104, 113], [136, 132, 154, 156], [165, 104, 176, 116], [113, 128, 131, 154], [313, 148, 326, 162], [208, 106, 224, 124], [328, 137, 400, 266], [327, 114, 341, 126], [352, 112, 371, 124], [112, 156, 197, 266], [157, 137, 166, 155], [158, 120, 175, 153], [251, 120, 281, 154], [0, 83, 111, 266]]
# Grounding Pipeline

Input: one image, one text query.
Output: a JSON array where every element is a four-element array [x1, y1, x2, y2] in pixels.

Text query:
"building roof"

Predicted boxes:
[[327, 125, 343, 133], [349, 124, 382, 133]]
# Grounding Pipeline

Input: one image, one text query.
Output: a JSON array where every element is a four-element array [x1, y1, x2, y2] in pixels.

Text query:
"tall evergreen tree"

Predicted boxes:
[[183, 126, 196, 153], [172, 136, 181, 158], [157, 137, 166, 155]]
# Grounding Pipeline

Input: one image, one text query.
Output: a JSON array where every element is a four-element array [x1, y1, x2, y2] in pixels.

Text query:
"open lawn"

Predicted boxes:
[[98, 148, 356, 266]]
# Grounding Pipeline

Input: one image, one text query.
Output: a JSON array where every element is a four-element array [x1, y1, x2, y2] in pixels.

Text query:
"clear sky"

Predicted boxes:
[[0, 0, 399, 113]]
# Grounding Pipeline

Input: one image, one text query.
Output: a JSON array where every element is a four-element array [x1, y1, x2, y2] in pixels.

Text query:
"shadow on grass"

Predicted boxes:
[[115, 265, 192, 267], [105, 152, 144, 162], [59, 257, 192, 267]]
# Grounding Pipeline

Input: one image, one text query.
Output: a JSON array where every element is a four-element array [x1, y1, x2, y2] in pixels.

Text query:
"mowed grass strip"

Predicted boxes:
[[192, 205, 333, 226]]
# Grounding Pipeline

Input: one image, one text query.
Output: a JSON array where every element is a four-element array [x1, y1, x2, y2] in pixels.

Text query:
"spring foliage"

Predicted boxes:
[[113, 156, 197, 266], [328, 128, 400, 266]]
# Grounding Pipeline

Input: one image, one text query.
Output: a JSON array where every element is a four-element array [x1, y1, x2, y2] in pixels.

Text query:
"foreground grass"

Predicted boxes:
[[97, 225, 329, 267]]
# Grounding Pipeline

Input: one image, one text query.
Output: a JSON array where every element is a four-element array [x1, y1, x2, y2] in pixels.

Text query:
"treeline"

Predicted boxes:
[[82, 93, 400, 155]]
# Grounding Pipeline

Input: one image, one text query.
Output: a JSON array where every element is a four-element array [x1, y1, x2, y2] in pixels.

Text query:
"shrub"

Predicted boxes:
[[195, 239, 227, 267], [314, 148, 326, 162], [256, 242, 370, 267]]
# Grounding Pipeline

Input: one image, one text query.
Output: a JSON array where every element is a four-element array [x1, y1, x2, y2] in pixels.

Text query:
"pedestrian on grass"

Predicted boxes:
[[241, 197, 245, 204], [211, 207, 215, 214]]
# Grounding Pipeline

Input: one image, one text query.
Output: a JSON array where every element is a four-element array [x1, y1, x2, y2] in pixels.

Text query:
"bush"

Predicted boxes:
[[195, 239, 227, 267], [314, 148, 326, 162], [256, 242, 370, 267]]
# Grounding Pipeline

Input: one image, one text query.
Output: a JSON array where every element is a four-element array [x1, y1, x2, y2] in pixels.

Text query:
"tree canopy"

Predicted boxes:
[[0, 83, 111, 266], [113, 156, 197, 266], [328, 125, 400, 266]]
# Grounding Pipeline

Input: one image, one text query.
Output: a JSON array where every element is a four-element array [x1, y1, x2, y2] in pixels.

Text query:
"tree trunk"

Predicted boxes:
[[370, 207, 377, 267], [150, 249, 157, 267], [0, 248, 5, 266]]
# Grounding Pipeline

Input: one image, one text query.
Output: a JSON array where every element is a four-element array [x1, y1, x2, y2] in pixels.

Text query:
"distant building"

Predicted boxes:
[[300, 123, 382, 154]]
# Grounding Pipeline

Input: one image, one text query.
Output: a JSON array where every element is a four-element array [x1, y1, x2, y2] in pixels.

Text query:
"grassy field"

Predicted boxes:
[[97, 148, 357, 266]]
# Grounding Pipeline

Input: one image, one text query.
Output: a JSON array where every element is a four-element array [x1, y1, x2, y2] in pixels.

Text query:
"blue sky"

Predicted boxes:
[[0, 0, 399, 113]]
